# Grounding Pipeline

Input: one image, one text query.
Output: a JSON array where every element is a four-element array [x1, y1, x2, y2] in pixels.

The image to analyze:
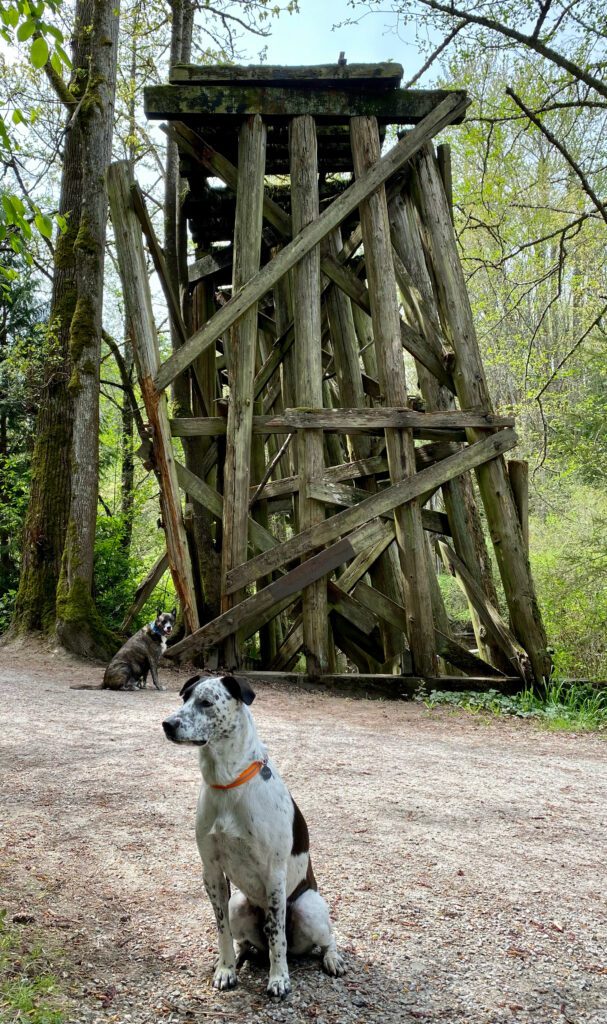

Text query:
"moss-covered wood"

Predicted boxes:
[[145, 84, 467, 125], [169, 62, 404, 88], [56, 0, 120, 660], [107, 160, 199, 635]]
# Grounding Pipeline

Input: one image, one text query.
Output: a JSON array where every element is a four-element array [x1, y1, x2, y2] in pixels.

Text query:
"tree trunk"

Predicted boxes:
[[55, 0, 120, 658], [11, 10, 92, 635]]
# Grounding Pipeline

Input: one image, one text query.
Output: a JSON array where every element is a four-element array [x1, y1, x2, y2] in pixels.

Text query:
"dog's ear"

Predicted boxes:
[[156, 607, 162, 618], [221, 674, 256, 706], [171, 607, 177, 619], [179, 674, 201, 701]]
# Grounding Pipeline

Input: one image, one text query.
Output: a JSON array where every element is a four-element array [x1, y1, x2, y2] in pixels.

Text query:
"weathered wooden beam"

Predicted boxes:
[[225, 429, 518, 595], [166, 520, 389, 659], [154, 92, 470, 392], [175, 462, 276, 554], [107, 161, 199, 635], [307, 480, 450, 534], [242, 671, 521, 696], [351, 113, 436, 676], [145, 84, 468, 124], [187, 249, 233, 283], [121, 551, 169, 631], [169, 409, 510, 437], [413, 143, 550, 683], [169, 62, 405, 88], [219, 115, 267, 668], [438, 541, 531, 682], [280, 408, 513, 431], [290, 114, 328, 676], [508, 459, 529, 557]]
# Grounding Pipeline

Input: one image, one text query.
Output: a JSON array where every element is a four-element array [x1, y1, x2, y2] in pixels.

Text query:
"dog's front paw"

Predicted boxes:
[[213, 964, 237, 990], [322, 950, 346, 977], [267, 972, 291, 999]]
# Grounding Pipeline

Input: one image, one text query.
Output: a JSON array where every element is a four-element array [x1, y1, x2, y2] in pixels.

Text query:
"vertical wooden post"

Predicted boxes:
[[413, 143, 550, 682], [289, 114, 329, 677], [323, 227, 403, 666], [220, 114, 267, 668], [350, 115, 437, 676], [388, 186, 510, 674], [107, 160, 199, 634], [508, 460, 529, 557]]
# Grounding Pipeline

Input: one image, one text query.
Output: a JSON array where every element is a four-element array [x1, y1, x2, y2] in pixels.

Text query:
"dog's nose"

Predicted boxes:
[[162, 718, 177, 739]]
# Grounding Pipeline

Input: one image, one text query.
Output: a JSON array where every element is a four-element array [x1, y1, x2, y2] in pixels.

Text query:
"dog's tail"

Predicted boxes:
[[70, 683, 104, 690]]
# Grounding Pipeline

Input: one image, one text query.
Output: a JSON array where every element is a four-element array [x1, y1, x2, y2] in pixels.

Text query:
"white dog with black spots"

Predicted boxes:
[[162, 673, 345, 998]]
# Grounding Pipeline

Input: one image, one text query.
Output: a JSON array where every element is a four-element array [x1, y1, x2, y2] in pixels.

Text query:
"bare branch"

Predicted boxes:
[[506, 87, 607, 226]]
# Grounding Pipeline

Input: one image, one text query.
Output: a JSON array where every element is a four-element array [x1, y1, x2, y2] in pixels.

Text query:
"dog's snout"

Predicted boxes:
[[162, 718, 178, 739]]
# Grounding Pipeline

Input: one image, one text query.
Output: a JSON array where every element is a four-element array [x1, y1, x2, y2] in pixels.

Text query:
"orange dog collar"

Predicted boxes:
[[211, 757, 270, 790]]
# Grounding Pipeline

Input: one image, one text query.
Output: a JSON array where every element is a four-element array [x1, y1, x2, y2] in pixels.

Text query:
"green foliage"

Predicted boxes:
[[530, 484, 607, 678], [0, 255, 47, 618], [422, 682, 607, 732], [0, 909, 66, 1023], [0, 1, 69, 269], [93, 511, 174, 631]]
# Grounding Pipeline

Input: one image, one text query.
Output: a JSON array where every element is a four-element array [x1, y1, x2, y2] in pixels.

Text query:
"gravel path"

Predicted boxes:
[[1, 643, 606, 1024]]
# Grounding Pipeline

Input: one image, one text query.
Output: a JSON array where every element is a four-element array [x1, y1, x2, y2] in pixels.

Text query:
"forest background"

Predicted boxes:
[[0, 0, 605, 678]]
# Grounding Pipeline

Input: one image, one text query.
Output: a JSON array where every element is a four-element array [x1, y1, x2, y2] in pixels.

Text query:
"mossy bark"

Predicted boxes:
[[55, 0, 120, 659], [11, 8, 94, 636]]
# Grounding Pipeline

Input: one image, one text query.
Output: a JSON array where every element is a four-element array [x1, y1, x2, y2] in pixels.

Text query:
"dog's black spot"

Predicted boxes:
[[180, 674, 201, 701], [291, 797, 310, 856], [220, 674, 256, 706]]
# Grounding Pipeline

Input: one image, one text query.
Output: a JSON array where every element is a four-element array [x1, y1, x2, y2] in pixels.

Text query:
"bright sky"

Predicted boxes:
[[259, 0, 423, 75]]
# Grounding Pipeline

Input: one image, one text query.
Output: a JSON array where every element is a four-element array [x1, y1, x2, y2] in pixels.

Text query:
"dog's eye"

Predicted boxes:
[[199, 699, 213, 708]]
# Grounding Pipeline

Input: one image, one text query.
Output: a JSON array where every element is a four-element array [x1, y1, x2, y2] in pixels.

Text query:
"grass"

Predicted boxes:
[[421, 681, 607, 732], [0, 911, 66, 1024]]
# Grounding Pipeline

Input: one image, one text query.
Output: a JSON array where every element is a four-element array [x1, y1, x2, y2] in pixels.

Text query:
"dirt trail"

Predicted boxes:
[[1, 644, 606, 1024]]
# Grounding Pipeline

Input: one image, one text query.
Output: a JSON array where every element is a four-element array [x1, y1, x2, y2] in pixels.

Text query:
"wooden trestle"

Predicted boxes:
[[107, 61, 551, 689]]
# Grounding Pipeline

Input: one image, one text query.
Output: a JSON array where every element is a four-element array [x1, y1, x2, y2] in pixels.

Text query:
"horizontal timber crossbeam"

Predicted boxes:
[[154, 92, 470, 393], [170, 408, 512, 438], [145, 84, 468, 125]]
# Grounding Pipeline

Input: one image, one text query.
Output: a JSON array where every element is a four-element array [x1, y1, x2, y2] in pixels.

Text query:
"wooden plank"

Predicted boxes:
[[154, 93, 470, 393], [307, 481, 450, 534], [169, 62, 404, 87], [130, 182, 188, 348], [242, 671, 521, 695], [290, 114, 328, 676], [165, 520, 388, 659], [146, 84, 468, 124], [281, 408, 513, 431], [438, 541, 531, 682], [188, 249, 232, 283], [121, 551, 169, 631], [169, 413, 502, 439], [226, 429, 518, 594], [175, 461, 276, 554], [219, 115, 267, 667], [508, 459, 529, 556], [413, 144, 550, 683], [351, 114, 436, 676], [107, 161, 199, 635]]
